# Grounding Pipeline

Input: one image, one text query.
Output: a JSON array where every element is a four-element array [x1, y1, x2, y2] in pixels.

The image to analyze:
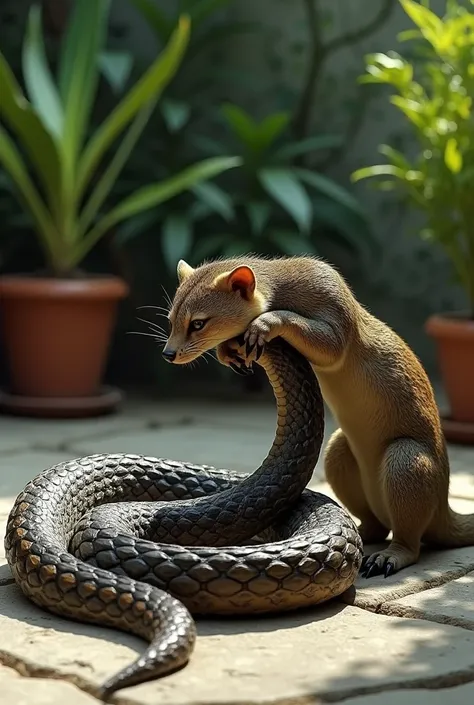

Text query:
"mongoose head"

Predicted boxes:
[[163, 259, 266, 364]]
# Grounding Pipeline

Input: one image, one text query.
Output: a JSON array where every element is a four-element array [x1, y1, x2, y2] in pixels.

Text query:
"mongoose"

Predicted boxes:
[[163, 255, 474, 577]]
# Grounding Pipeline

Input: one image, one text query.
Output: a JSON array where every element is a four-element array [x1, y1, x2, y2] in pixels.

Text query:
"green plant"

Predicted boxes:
[[352, 0, 474, 317], [112, 0, 257, 272], [188, 103, 373, 262], [0, 2, 240, 277]]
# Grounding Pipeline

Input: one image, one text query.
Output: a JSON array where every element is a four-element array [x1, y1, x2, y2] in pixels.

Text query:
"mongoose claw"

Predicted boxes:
[[245, 338, 256, 358], [255, 342, 265, 361], [244, 334, 266, 362], [360, 554, 395, 579], [229, 358, 253, 376], [361, 561, 380, 579]]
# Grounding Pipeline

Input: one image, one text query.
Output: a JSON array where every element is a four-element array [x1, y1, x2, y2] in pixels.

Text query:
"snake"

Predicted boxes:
[[4, 339, 363, 697]]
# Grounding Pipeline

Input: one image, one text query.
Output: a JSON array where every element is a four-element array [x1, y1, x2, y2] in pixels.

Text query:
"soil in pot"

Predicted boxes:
[[0, 275, 129, 416], [425, 312, 474, 444]]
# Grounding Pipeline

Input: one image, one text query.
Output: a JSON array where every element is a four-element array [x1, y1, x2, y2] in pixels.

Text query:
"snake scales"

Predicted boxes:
[[5, 339, 362, 696]]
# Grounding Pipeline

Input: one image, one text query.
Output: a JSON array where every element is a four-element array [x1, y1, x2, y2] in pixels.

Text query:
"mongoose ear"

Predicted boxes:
[[177, 259, 194, 283], [214, 266, 256, 300]]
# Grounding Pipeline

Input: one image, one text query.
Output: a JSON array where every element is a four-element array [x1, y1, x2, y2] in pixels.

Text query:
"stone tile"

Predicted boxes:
[[67, 409, 336, 481], [381, 571, 474, 630], [68, 421, 333, 480], [68, 425, 276, 475], [0, 412, 148, 453], [341, 683, 474, 705], [0, 451, 76, 500], [139, 399, 279, 432], [1, 588, 474, 704], [0, 665, 98, 704]]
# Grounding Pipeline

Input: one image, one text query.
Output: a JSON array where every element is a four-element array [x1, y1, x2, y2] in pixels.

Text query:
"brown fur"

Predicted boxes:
[[165, 255, 474, 575]]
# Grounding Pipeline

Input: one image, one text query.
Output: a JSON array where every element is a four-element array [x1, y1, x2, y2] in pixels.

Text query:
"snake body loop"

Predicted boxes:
[[5, 340, 363, 696]]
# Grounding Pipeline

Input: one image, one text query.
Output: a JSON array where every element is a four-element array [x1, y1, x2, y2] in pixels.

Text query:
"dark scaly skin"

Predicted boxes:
[[4, 340, 363, 696]]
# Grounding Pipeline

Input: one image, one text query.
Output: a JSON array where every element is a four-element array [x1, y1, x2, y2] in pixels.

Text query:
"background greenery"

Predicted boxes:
[[1, 0, 472, 396]]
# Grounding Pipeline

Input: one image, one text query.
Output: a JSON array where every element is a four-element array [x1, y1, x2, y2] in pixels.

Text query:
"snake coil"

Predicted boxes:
[[5, 339, 362, 696]]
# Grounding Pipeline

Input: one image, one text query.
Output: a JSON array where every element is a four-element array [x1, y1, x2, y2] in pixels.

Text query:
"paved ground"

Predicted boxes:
[[0, 395, 473, 705]]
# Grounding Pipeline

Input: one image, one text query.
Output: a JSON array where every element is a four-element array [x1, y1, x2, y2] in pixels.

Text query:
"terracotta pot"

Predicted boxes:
[[0, 275, 129, 398], [425, 312, 474, 423]]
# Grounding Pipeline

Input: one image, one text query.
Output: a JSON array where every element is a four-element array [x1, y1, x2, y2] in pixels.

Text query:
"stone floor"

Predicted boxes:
[[0, 394, 473, 705]]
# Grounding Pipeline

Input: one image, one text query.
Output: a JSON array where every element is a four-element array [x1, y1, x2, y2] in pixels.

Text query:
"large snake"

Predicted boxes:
[[4, 339, 363, 697]]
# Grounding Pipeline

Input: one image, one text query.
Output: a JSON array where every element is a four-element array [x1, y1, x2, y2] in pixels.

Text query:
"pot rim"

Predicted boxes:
[[425, 311, 474, 340], [0, 274, 129, 301]]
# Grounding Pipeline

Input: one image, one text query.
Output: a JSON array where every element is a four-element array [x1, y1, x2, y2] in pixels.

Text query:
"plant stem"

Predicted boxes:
[[323, 0, 394, 55], [292, 0, 395, 149], [292, 0, 324, 142]]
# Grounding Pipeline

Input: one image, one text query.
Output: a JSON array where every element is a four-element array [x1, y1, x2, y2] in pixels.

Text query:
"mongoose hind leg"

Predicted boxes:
[[362, 439, 438, 579], [324, 429, 388, 544]]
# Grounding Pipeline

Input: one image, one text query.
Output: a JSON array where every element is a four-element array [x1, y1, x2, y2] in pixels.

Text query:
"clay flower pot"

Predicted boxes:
[[425, 312, 474, 444], [0, 275, 129, 417]]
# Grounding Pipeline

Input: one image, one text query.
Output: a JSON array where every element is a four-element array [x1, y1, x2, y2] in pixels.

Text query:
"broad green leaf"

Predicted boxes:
[[161, 99, 191, 132], [191, 181, 234, 221], [162, 213, 193, 269], [258, 168, 312, 233], [269, 230, 317, 256], [60, 1, 110, 161], [0, 125, 58, 259], [296, 168, 365, 216], [59, 0, 109, 100], [105, 157, 241, 224], [221, 103, 257, 148], [79, 100, 156, 237], [130, 0, 172, 43], [257, 112, 290, 152], [246, 201, 271, 235], [98, 51, 134, 94], [77, 15, 191, 197], [22, 5, 63, 138], [73, 156, 242, 267], [273, 134, 343, 161], [0, 53, 61, 209]]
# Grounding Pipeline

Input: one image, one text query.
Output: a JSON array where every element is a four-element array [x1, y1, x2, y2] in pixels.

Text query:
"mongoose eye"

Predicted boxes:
[[188, 318, 208, 333]]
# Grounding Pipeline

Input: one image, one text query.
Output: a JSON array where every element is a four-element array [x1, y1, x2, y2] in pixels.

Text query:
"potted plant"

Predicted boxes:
[[352, 0, 474, 443], [0, 2, 240, 417]]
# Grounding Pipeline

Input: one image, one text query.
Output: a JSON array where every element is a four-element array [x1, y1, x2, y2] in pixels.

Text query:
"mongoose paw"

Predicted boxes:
[[360, 540, 419, 578], [216, 339, 253, 376], [360, 554, 395, 579], [243, 313, 281, 362]]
